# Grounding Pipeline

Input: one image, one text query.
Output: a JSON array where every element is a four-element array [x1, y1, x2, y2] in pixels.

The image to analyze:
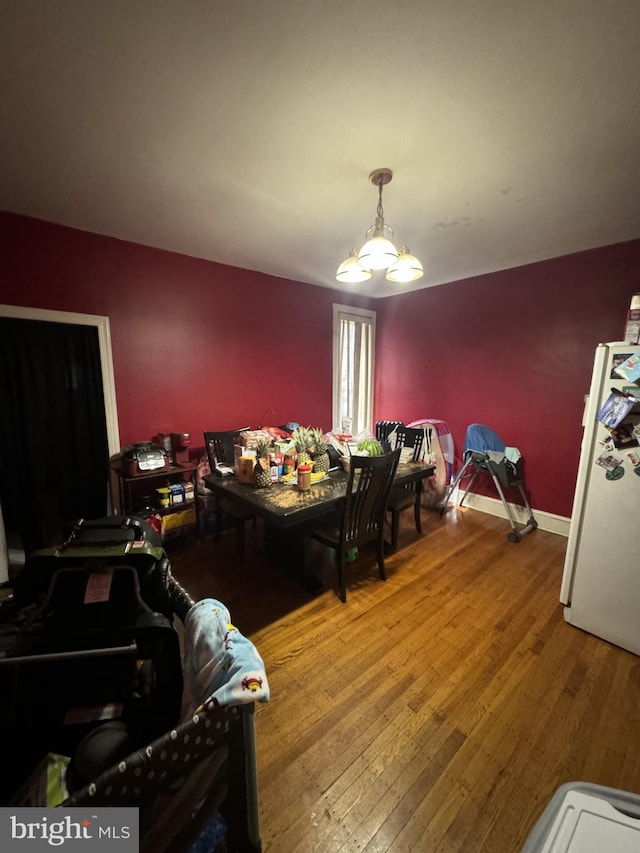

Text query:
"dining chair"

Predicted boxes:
[[375, 420, 404, 451], [309, 448, 400, 603], [203, 428, 256, 555], [386, 426, 426, 553]]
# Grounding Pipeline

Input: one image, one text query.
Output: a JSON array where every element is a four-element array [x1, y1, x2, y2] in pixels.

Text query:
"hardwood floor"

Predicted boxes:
[[167, 505, 640, 853]]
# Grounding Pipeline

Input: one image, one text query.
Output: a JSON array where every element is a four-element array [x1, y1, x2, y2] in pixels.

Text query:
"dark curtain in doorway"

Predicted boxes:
[[0, 317, 109, 554]]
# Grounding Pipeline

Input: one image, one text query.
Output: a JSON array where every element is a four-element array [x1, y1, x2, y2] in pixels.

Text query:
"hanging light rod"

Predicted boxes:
[[336, 168, 424, 285]]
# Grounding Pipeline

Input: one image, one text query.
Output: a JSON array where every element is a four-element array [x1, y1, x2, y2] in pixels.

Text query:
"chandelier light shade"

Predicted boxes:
[[337, 168, 423, 284], [358, 223, 398, 270], [386, 246, 424, 283], [336, 249, 372, 283]]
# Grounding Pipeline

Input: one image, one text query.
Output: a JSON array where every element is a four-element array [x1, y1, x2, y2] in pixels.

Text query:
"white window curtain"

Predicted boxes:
[[332, 304, 376, 437]]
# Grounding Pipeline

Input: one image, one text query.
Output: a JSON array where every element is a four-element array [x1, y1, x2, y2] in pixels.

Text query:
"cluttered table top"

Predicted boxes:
[[204, 460, 435, 529]]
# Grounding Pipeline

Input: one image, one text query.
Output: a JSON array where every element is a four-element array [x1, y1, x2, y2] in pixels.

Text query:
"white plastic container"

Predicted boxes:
[[521, 782, 640, 852]]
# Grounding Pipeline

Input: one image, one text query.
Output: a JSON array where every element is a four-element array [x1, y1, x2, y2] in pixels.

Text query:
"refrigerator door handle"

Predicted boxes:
[[581, 394, 590, 427]]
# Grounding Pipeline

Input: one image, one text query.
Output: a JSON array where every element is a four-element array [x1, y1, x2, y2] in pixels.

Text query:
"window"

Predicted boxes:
[[332, 304, 376, 436]]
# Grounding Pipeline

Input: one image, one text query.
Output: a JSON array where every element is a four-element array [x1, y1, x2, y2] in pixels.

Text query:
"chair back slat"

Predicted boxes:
[[203, 428, 251, 469], [375, 420, 404, 443], [391, 427, 426, 462], [342, 449, 401, 547]]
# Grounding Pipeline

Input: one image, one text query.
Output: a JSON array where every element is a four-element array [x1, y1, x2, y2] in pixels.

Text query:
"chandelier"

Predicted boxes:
[[336, 168, 424, 284]]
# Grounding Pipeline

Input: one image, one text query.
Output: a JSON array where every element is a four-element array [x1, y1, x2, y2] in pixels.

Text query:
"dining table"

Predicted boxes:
[[203, 459, 436, 592]]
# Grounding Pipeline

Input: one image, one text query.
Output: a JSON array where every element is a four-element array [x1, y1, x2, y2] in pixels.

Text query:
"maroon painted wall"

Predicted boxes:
[[0, 212, 373, 444], [2, 212, 638, 518], [375, 241, 640, 517]]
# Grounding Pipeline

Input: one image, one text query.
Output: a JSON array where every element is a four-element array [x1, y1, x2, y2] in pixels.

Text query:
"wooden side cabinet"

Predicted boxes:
[[110, 459, 199, 540]]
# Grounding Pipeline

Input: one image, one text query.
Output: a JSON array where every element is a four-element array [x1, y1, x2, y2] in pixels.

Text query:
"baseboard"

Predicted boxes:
[[447, 491, 570, 537]]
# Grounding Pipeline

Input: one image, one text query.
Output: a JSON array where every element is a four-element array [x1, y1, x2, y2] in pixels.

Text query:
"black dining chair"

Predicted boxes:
[[203, 429, 256, 555], [375, 420, 404, 451], [309, 448, 400, 603], [386, 426, 426, 553]]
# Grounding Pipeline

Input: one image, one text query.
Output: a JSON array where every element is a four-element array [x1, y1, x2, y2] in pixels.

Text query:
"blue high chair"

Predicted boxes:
[[440, 424, 537, 542]]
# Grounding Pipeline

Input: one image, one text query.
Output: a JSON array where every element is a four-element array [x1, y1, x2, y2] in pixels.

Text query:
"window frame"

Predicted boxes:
[[332, 303, 376, 437]]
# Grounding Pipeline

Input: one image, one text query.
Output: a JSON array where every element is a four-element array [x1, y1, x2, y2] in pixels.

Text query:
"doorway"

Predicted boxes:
[[0, 305, 120, 563]]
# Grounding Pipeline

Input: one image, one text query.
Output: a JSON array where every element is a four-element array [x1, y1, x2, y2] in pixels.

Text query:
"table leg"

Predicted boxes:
[[264, 523, 325, 596]]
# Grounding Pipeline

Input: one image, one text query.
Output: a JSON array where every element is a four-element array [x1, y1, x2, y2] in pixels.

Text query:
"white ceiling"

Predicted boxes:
[[2, 1, 640, 298]]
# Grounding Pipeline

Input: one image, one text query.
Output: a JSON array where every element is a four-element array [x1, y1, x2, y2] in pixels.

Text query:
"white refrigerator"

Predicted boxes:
[[560, 342, 640, 655]]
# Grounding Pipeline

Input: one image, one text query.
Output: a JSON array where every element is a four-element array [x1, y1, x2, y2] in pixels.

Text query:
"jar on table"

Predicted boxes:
[[297, 464, 311, 491]]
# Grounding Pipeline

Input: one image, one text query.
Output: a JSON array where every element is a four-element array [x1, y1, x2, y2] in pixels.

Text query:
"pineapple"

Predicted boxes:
[[310, 428, 330, 474], [293, 426, 313, 468], [253, 438, 273, 488]]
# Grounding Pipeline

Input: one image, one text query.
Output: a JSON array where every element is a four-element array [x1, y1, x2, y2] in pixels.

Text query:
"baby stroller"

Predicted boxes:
[[0, 515, 268, 852], [440, 424, 538, 542]]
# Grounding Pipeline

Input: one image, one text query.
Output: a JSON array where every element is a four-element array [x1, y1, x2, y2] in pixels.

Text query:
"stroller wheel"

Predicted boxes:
[[508, 531, 521, 543]]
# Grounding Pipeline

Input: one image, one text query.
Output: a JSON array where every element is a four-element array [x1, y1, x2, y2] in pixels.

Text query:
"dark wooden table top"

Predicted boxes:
[[203, 460, 435, 529]]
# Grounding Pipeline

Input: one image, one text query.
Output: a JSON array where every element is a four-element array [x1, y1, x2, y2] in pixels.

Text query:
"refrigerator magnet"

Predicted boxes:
[[622, 385, 640, 400], [608, 422, 639, 450], [605, 465, 625, 481], [597, 390, 635, 428], [612, 351, 640, 381], [595, 451, 623, 471]]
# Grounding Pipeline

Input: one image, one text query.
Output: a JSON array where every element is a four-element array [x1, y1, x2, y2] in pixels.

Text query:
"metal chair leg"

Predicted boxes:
[[489, 474, 538, 541], [489, 473, 517, 528], [440, 456, 474, 514], [458, 468, 480, 507]]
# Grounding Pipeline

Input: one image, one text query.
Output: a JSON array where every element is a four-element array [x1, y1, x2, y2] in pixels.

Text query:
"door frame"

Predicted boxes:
[[0, 304, 120, 455]]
